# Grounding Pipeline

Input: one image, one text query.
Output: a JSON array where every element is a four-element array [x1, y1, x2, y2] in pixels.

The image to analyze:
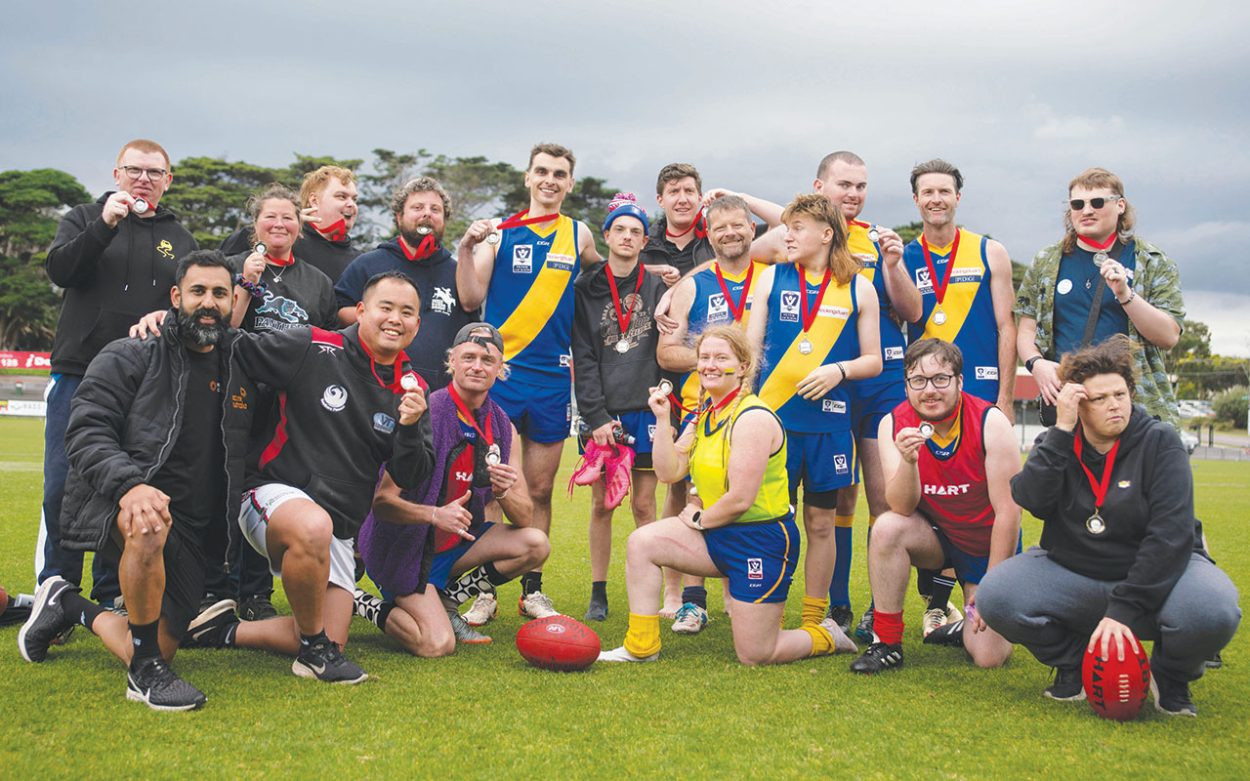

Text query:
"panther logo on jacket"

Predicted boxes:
[[256, 293, 309, 325]]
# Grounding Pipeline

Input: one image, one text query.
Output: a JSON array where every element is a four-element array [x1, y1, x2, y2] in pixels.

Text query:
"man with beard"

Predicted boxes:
[[38, 139, 197, 610], [849, 339, 1020, 674], [221, 166, 360, 282], [19, 252, 242, 710], [336, 177, 479, 392]]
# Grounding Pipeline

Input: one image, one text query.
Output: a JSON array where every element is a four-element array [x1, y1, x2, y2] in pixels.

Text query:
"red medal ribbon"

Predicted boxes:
[[704, 386, 741, 429], [846, 218, 869, 230], [667, 390, 700, 415], [920, 229, 962, 307], [1073, 429, 1121, 511], [799, 264, 833, 335], [496, 209, 560, 232], [1080, 231, 1118, 251], [606, 265, 646, 338], [665, 210, 707, 240], [713, 262, 755, 323], [399, 233, 439, 261], [314, 218, 348, 243], [448, 382, 494, 447], [265, 253, 295, 267]]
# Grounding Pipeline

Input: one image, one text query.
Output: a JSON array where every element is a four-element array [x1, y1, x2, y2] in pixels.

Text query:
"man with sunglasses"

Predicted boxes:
[[38, 139, 197, 610], [850, 338, 1020, 674], [1016, 168, 1184, 428]]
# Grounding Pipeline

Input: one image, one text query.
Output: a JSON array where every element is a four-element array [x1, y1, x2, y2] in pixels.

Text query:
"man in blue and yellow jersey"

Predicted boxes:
[[656, 194, 767, 631], [901, 158, 1017, 635], [747, 193, 882, 631], [455, 143, 602, 619]]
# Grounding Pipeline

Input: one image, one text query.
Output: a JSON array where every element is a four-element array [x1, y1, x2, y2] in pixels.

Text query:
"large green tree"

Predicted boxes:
[[0, 168, 92, 349]]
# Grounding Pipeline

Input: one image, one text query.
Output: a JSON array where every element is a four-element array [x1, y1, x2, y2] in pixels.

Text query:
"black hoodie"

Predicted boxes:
[[45, 193, 198, 375], [220, 223, 358, 283], [1012, 404, 1209, 625]]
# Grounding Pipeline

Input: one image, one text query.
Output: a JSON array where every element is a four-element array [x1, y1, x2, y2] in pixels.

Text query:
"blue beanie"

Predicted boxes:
[[602, 192, 650, 235]]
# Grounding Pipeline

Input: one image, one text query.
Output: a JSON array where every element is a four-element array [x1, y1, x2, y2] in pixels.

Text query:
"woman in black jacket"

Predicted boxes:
[[976, 335, 1239, 716]]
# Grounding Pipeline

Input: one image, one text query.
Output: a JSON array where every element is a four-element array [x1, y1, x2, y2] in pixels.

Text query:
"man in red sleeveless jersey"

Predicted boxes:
[[850, 339, 1020, 674]]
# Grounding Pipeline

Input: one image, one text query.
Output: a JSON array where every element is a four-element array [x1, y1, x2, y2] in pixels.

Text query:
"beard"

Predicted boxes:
[[179, 306, 227, 347], [399, 220, 442, 247]]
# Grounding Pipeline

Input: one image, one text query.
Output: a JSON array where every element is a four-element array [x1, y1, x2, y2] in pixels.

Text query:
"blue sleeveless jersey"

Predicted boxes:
[[758, 262, 860, 433], [483, 215, 580, 382], [903, 228, 1000, 402], [848, 220, 906, 386]]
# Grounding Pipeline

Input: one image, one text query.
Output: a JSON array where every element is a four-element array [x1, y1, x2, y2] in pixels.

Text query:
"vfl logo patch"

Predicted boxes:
[[372, 412, 396, 434], [975, 366, 999, 381], [430, 286, 455, 316], [157, 239, 175, 259], [512, 245, 533, 274], [884, 346, 904, 361], [559, 354, 572, 368], [647, 424, 656, 442], [915, 268, 933, 293], [821, 399, 847, 414], [779, 291, 800, 322], [321, 385, 348, 412], [746, 558, 764, 580], [707, 293, 729, 322], [834, 454, 849, 474]]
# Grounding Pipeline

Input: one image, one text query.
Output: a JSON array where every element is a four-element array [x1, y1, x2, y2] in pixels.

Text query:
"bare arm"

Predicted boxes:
[[1017, 316, 1061, 404], [878, 228, 922, 322], [696, 409, 783, 528], [455, 219, 499, 311], [651, 410, 693, 485], [879, 413, 923, 515], [749, 225, 787, 265], [745, 266, 774, 357], [577, 220, 602, 268], [982, 408, 1023, 570], [702, 188, 784, 227], [492, 424, 533, 526], [656, 277, 697, 372], [987, 240, 1018, 422]]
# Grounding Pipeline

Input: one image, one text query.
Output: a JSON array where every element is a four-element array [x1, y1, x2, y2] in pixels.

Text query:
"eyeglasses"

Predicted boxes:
[[906, 373, 955, 390], [1068, 196, 1121, 211], [119, 165, 168, 181]]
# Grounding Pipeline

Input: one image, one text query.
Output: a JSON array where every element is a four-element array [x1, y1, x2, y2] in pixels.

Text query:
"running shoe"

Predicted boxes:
[[519, 590, 559, 620], [671, 603, 709, 634], [18, 576, 76, 663], [292, 635, 368, 684], [849, 642, 903, 674], [464, 592, 498, 627], [447, 609, 492, 645], [126, 656, 207, 711]]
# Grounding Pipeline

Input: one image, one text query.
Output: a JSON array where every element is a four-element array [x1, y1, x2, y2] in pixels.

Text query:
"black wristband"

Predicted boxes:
[[1025, 355, 1043, 373]]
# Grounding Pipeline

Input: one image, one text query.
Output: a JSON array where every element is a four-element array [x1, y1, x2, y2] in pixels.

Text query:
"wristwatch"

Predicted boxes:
[[1025, 355, 1043, 373]]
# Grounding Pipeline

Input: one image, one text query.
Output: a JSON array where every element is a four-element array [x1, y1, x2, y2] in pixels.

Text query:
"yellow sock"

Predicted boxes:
[[623, 613, 661, 658], [801, 595, 828, 627], [802, 623, 835, 656], [834, 514, 855, 529]]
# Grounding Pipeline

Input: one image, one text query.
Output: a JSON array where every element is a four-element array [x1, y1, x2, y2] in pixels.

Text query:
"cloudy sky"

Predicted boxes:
[[4, 1, 1247, 354]]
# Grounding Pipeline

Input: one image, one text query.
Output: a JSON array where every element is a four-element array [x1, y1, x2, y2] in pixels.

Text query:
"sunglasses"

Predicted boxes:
[[1068, 196, 1122, 211]]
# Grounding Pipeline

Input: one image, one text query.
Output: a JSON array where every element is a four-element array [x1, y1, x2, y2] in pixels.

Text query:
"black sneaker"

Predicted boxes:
[[239, 595, 278, 621], [850, 642, 904, 674], [1043, 666, 1086, 701], [182, 599, 240, 648], [584, 597, 608, 622], [827, 604, 854, 634], [126, 656, 207, 711], [1205, 652, 1223, 670], [198, 593, 229, 614], [923, 619, 966, 648], [1152, 674, 1197, 717], [18, 576, 77, 663], [292, 635, 367, 685], [854, 607, 875, 644]]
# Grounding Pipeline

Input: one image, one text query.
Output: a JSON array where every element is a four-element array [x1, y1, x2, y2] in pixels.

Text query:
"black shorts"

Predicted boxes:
[[101, 519, 226, 639]]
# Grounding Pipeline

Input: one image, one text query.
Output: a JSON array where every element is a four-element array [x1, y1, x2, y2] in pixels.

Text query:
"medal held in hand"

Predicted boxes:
[[918, 422, 935, 439], [485, 444, 502, 467], [132, 197, 150, 215], [254, 242, 267, 257]]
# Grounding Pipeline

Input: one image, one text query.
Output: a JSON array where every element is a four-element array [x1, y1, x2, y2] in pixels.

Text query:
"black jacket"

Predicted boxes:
[[221, 224, 358, 283], [59, 314, 255, 552], [572, 261, 666, 429], [46, 194, 198, 375], [639, 214, 715, 277], [1012, 404, 1209, 624]]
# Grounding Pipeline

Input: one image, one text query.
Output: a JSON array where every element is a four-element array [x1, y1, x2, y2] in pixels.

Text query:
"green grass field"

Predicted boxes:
[[1, 416, 1246, 780]]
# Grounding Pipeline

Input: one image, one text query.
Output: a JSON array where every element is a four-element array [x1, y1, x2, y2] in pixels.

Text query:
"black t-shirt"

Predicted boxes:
[[151, 348, 226, 531], [227, 252, 338, 334]]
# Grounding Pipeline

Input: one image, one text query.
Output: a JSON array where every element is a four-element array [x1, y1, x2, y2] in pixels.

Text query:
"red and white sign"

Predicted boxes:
[[0, 351, 52, 370]]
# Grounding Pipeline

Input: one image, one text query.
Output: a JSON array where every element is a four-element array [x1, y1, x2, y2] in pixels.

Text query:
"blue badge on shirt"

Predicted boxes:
[[373, 413, 396, 434]]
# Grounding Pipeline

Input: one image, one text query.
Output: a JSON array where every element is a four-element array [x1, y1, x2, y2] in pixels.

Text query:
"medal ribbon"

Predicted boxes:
[[496, 209, 560, 232], [713, 262, 755, 323], [314, 218, 348, 243], [1080, 231, 1118, 251], [703, 386, 741, 431], [399, 233, 439, 261], [665, 210, 707, 240], [448, 382, 494, 446], [920, 229, 962, 307], [1072, 429, 1120, 512], [799, 264, 833, 335], [264, 253, 295, 267], [607, 265, 646, 338]]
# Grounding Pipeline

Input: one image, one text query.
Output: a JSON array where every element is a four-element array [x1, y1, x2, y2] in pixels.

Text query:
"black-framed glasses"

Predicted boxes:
[[119, 165, 168, 181], [1069, 196, 1121, 211], [906, 373, 955, 390]]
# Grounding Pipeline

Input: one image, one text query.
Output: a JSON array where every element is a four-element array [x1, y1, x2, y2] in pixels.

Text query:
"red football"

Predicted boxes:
[[516, 615, 600, 672], [0, 585, 7, 615], [1082, 633, 1151, 722]]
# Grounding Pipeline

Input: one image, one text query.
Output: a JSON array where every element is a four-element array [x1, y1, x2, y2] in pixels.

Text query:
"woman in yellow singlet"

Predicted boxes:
[[598, 326, 857, 665]]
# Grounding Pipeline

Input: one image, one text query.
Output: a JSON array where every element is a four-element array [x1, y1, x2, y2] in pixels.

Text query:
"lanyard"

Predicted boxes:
[[714, 262, 754, 323], [920, 229, 962, 307]]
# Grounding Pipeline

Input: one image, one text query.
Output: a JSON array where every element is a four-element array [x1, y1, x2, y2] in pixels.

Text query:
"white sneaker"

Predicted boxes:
[[598, 645, 659, 663], [819, 617, 859, 654], [670, 603, 709, 634], [922, 607, 949, 637], [518, 591, 559, 620], [463, 592, 498, 627], [945, 601, 964, 623]]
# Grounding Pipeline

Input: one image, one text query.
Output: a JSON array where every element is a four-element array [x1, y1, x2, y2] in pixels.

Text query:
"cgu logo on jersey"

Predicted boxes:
[[156, 239, 175, 259], [822, 399, 847, 414], [321, 385, 348, 412], [512, 245, 533, 274], [430, 286, 455, 316], [974, 366, 999, 380], [256, 293, 309, 325], [923, 483, 971, 496], [779, 291, 800, 322]]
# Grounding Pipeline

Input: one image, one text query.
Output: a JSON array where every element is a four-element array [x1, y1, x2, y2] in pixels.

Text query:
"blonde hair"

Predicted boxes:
[[780, 193, 861, 285], [299, 166, 357, 209], [1061, 167, 1136, 254], [681, 326, 757, 467], [247, 184, 302, 247]]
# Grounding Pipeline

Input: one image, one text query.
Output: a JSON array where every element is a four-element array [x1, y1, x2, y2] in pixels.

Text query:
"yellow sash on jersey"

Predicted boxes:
[[923, 228, 984, 341], [758, 273, 854, 414], [498, 215, 578, 362]]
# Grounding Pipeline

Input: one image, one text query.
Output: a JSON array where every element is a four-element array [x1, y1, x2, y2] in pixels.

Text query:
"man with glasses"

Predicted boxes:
[[850, 339, 1020, 674], [39, 139, 197, 609], [1016, 168, 1184, 428]]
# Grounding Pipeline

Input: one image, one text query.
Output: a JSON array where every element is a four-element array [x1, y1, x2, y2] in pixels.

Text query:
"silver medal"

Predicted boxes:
[[485, 444, 502, 466], [485, 231, 500, 245], [918, 422, 935, 439], [1085, 512, 1106, 535], [657, 379, 673, 396], [868, 227, 880, 243], [131, 197, 150, 215], [254, 242, 267, 257], [616, 340, 630, 354], [932, 308, 947, 326], [798, 338, 813, 355], [1092, 252, 1109, 268], [400, 373, 420, 392], [415, 225, 432, 236]]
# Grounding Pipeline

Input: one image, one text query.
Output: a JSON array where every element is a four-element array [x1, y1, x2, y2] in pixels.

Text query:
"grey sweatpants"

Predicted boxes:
[[977, 547, 1240, 682]]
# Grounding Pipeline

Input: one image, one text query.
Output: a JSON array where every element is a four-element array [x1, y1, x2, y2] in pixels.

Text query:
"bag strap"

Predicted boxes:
[[1080, 240, 1128, 348]]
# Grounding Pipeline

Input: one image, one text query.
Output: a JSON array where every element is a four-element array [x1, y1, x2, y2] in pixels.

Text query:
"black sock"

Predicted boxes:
[[482, 561, 510, 587], [377, 602, 396, 631], [928, 574, 957, 613], [590, 581, 608, 603], [444, 568, 491, 607], [129, 619, 161, 663], [916, 569, 935, 602], [521, 572, 543, 596], [299, 630, 327, 650], [61, 590, 105, 634], [680, 586, 708, 610]]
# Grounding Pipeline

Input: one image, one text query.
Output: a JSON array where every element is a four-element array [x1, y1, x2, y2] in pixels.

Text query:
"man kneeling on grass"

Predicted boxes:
[[353, 323, 550, 652]]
